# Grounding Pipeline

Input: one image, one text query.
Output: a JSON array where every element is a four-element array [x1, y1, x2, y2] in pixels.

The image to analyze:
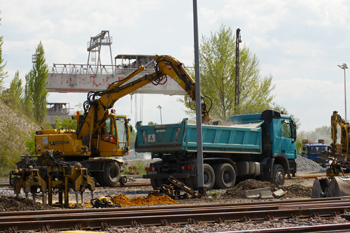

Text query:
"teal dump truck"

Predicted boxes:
[[135, 110, 297, 190]]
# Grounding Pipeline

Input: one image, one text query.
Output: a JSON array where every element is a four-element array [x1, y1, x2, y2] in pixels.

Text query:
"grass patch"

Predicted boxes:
[[122, 159, 148, 175]]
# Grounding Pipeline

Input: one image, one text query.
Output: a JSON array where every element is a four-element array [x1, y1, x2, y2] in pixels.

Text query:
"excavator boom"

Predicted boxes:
[[77, 55, 211, 143]]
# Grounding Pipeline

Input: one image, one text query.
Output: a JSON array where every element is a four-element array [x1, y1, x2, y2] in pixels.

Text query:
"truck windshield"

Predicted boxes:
[[308, 146, 327, 155]]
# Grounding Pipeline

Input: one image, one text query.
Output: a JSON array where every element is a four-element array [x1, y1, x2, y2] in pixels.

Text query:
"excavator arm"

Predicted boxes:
[[330, 110, 350, 156], [76, 55, 211, 142], [319, 111, 349, 177]]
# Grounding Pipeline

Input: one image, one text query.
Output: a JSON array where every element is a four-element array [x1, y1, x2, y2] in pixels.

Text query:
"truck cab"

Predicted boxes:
[[301, 139, 328, 167]]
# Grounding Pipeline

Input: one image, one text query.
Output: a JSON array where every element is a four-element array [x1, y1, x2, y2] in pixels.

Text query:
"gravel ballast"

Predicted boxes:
[[296, 155, 326, 172]]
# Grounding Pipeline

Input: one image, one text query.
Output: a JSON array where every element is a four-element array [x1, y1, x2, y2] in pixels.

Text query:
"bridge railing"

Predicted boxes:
[[49, 64, 156, 76]]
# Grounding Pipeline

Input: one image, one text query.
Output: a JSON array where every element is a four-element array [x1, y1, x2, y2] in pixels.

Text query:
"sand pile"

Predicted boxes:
[[112, 194, 178, 207]]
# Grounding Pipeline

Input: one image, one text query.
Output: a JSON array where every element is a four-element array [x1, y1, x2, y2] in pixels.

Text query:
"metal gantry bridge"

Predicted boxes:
[[46, 30, 185, 95]]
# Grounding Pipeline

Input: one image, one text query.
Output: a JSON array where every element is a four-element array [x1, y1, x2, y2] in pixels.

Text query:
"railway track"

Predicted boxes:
[[0, 197, 349, 232]]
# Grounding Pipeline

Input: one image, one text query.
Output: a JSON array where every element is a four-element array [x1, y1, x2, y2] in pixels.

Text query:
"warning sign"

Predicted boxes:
[[148, 134, 156, 142]]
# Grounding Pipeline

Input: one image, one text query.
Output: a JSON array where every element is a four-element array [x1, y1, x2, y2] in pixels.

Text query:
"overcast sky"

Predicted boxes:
[[1, 0, 350, 132]]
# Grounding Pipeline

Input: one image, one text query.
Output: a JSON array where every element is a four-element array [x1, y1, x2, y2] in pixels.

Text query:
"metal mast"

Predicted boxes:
[[86, 30, 114, 75], [235, 28, 242, 112], [193, 0, 204, 195]]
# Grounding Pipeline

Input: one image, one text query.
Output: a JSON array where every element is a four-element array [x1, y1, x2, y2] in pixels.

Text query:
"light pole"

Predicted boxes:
[[157, 105, 162, 124], [338, 63, 348, 121]]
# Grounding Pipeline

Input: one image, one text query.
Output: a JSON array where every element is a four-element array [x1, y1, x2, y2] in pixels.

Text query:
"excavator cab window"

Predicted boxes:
[[116, 117, 128, 150], [101, 117, 117, 144]]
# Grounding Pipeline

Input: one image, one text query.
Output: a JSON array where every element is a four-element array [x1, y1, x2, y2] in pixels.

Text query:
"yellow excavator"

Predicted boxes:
[[10, 55, 211, 200], [312, 110, 350, 198]]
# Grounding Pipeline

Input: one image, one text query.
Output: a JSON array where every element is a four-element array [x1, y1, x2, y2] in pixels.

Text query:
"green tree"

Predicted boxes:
[[298, 126, 332, 145], [8, 71, 23, 108], [62, 117, 77, 130], [0, 12, 8, 91], [188, 25, 274, 121], [30, 42, 49, 124], [54, 116, 78, 130], [24, 131, 36, 155], [23, 71, 34, 117], [55, 116, 62, 129], [129, 125, 136, 149]]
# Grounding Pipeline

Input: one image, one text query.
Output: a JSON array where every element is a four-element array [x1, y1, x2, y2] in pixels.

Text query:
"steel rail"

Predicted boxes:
[[0, 198, 349, 232], [224, 223, 350, 233], [0, 197, 346, 217]]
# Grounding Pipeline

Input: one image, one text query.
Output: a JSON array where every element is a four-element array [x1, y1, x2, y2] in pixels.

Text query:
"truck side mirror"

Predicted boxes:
[[292, 120, 297, 140]]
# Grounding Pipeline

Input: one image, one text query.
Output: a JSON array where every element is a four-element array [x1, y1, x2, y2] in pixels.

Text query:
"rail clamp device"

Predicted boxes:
[[168, 176, 203, 198], [148, 176, 203, 199]]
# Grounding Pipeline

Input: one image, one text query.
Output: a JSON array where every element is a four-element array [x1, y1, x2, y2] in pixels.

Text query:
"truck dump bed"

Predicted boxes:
[[135, 118, 263, 154]]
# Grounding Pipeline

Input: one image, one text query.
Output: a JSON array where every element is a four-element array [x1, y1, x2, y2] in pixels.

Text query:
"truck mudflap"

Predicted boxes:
[[143, 173, 190, 179]]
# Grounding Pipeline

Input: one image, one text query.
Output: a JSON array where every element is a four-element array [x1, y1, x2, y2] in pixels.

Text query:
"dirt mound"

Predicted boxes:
[[223, 179, 312, 199], [282, 184, 312, 198], [223, 179, 276, 198], [113, 194, 178, 207], [0, 196, 55, 212]]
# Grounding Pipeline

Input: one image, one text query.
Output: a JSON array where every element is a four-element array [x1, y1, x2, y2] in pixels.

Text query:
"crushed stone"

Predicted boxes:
[[296, 155, 326, 172]]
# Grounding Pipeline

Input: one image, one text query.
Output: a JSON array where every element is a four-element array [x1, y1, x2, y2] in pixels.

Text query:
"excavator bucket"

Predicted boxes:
[[312, 176, 350, 198], [327, 176, 350, 197], [311, 177, 330, 198]]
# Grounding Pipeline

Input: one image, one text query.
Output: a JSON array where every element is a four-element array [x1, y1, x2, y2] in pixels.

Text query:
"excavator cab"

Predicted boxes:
[[91, 115, 130, 157]]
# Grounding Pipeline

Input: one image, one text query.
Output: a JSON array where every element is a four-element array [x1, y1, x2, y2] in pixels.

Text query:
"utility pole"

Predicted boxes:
[[338, 63, 348, 121], [157, 105, 162, 124], [235, 28, 242, 113], [193, 0, 204, 195]]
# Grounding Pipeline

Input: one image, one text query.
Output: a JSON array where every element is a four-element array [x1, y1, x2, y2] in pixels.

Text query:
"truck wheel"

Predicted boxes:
[[151, 179, 159, 189], [119, 175, 127, 185], [186, 164, 215, 190], [215, 163, 236, 189], [273, 164, 285, 187], [100, 161, 121, 186]]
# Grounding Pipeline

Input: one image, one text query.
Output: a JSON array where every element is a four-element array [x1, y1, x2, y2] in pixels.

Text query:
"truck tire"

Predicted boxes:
[[99, 161, 121, 186], [119, 175, 127, 185], [151, 179, 159, 189], [186, 163, 215, 190], [215, 163, 236, 189], [273, 164, 285, 187]]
